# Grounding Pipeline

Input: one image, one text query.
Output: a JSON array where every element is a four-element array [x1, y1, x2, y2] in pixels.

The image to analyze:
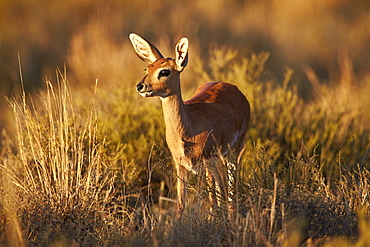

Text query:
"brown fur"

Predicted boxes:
[[183, 81, 250, 158]]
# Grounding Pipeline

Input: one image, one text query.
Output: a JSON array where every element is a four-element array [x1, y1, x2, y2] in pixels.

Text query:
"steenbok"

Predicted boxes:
[[129, 33, 250, 213]]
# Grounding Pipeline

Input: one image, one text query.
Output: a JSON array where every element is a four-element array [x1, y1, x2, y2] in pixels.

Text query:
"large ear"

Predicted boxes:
[[129, 33, 164, 64], [175, 37, 189, 71]]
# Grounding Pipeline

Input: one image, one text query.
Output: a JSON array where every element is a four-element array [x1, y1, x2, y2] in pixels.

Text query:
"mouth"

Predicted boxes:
[[138, 90, 153, 97]]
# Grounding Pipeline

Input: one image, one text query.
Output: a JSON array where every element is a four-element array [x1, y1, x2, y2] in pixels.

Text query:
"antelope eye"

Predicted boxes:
[[159, 69, 170, 78]]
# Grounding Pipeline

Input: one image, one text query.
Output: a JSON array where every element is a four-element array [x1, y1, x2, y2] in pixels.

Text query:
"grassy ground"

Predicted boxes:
[[0, 50, 369, 246], [0, 1, 370, 246]]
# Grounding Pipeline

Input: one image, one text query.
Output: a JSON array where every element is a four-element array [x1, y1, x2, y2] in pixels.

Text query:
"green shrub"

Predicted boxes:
[[91, 86, 168, 188]]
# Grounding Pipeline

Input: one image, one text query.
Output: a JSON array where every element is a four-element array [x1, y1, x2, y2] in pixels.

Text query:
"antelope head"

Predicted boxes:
[[129, 33, 189, 99]]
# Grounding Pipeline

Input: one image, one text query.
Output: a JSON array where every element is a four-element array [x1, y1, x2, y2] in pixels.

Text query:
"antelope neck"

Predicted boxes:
[[160, 92, 188, 137]]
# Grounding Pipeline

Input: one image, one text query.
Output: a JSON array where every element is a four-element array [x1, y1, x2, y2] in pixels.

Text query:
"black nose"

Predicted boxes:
[[136, 83, 144, 92]]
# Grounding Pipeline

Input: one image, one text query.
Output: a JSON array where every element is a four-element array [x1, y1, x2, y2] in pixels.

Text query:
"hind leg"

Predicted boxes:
[[205, 164, 219, 213]]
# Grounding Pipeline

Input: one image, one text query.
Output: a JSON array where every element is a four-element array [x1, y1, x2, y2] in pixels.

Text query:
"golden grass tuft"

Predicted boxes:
[[1, 69, 117, 245]]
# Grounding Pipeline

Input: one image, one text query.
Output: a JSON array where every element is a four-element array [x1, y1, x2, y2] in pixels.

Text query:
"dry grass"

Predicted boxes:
[[0, 1, 369, 246], [0, 52, 369, 246], [1, 70, 118, 246]]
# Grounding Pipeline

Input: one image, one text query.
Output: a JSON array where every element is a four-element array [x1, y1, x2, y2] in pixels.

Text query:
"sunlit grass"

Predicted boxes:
[[1, 70, 118, 245], [0, 48, 369, 245], [0, 1, 369, 243]]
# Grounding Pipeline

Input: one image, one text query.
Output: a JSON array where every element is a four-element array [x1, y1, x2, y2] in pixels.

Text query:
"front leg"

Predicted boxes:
[[176, 164, 189, 214]]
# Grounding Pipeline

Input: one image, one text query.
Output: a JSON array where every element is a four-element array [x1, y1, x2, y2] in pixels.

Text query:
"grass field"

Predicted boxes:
[[0, 0, 370, 246]]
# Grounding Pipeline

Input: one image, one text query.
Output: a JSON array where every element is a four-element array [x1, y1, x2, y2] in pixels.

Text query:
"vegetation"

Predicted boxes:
[[0, 49, 369, 246], [0, 0, 369, 246]]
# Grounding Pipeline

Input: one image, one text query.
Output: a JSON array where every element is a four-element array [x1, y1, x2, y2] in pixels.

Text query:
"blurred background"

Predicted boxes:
[[0, 0, 369, 127]]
